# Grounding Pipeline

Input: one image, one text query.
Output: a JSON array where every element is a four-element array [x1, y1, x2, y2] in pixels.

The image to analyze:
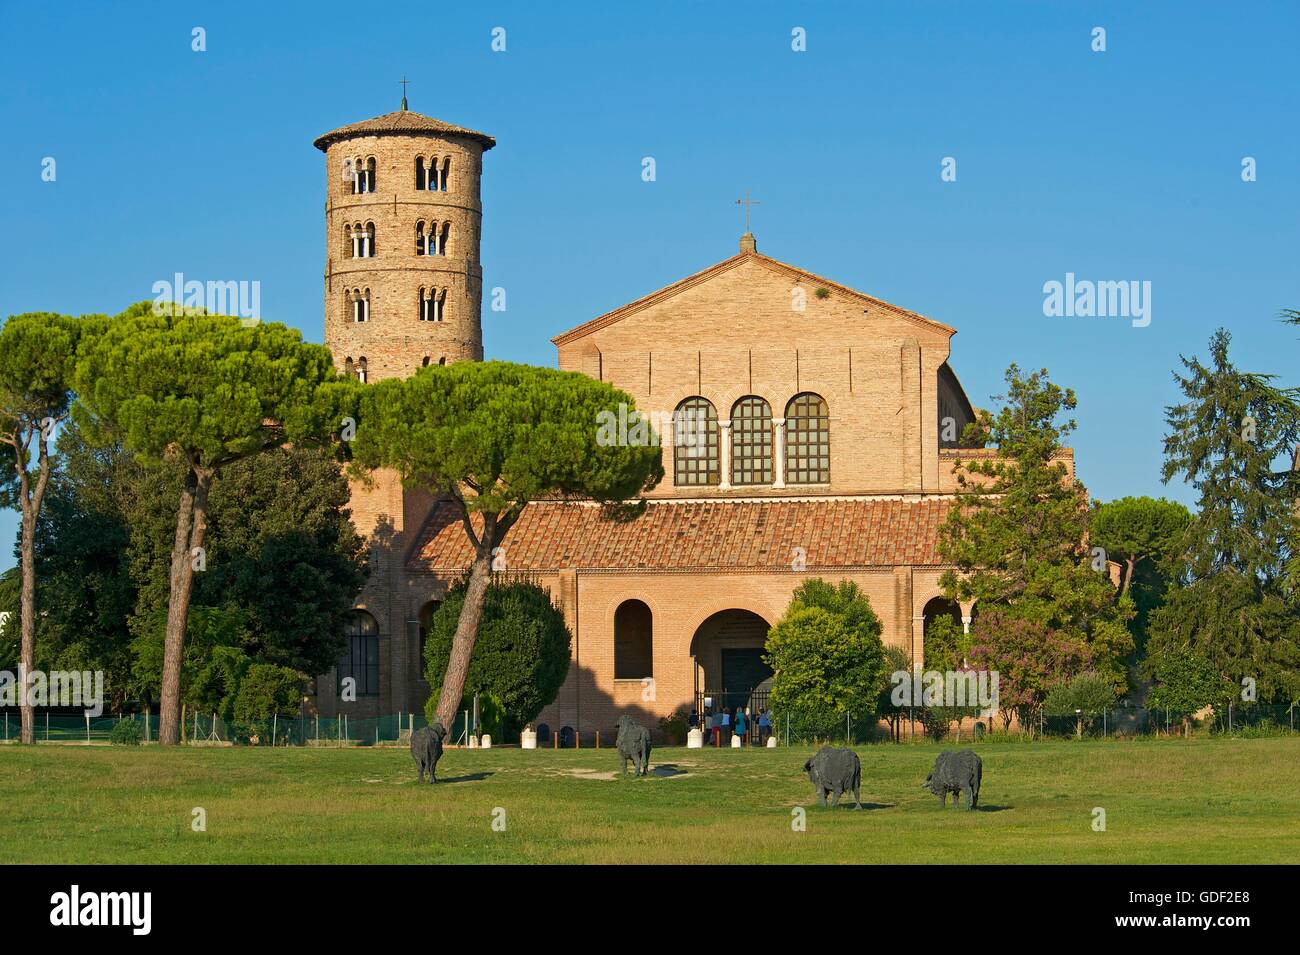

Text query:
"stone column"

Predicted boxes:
[[772, 417, 787, 488], [719, 420, 733, 489], [959, 599, 977, 636]]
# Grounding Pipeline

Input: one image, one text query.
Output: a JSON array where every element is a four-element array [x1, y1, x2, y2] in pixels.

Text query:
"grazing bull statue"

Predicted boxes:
[[803, 746, 863, 809], [411, 722, 447, 784], [615, 715, 652, 777], [923, 749, 982, 809]]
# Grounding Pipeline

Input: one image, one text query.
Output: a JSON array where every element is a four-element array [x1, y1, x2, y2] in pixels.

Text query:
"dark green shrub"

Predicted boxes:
[[424, 579, 571, 740], [109, 719, 143, 745]]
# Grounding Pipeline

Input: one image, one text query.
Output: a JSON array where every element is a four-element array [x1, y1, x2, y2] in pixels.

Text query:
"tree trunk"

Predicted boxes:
[[157, 468, 213, 745], [18, 505, 36, 744], [434, 545, 494, 733], [1119, 556, 1137, 599], [16, 427, 51, 745]]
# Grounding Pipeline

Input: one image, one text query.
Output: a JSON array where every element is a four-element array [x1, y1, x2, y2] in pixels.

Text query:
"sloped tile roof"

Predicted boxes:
[[407, 498, 953, 573], [314, 110, 496, 151]]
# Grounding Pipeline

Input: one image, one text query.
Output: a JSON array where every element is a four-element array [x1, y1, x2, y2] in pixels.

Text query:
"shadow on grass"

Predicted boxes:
[[649, 764, 688, 778], [432, 772, 494, 784], [808, 801, 896, 811]]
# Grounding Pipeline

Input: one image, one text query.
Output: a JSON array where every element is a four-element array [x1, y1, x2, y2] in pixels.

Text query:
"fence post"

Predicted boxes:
[[46, 711, 49, 742], [86, 712, 91, 744]]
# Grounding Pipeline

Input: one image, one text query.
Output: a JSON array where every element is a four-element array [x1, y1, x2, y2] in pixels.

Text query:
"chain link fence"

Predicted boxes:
[[2, 703, 1295, 746], [0, 710, 472, 746]]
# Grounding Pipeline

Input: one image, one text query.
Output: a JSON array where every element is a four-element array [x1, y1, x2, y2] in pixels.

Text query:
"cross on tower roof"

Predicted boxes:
[[400, 76, 410, 111], [736, 191, 761, 234]]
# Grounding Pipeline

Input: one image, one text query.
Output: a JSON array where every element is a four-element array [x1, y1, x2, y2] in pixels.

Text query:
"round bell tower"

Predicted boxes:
[[315, 100, 494, 381]]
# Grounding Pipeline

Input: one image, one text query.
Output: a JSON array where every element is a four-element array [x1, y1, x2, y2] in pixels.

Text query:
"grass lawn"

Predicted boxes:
[[1, 736, 1296, 864]]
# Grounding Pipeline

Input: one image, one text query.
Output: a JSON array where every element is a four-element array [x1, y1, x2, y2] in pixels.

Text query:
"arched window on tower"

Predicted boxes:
[[731, 396, 773, 485], [352, 156, 375, 194], [351, 223, 375, 259], [785, 392, 830, 484], [673, 397, 720, 486], [614, 599, 653, 680], [349, 288, 370, 324], [337, 609, 379, 697], [415, 157, 426, 191], [438, 156, 450, 192], [356, 356, 368, 384], [421, 356, 431, 368], [420, 287, 444, 322]]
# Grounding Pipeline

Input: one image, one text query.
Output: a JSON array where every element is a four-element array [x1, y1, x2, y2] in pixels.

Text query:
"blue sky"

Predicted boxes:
[[2, 1, 1297, 569]]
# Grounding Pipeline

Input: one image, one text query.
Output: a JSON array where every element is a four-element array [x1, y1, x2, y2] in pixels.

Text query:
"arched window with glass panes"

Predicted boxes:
[[730, 396, 773, 485], [672, 397, 720, 486], [785, 392, 830, 484], [337, 610, 379, 697]]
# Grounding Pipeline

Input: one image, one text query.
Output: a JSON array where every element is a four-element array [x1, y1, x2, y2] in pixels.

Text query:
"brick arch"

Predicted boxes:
[[683, 599, 779, 649]]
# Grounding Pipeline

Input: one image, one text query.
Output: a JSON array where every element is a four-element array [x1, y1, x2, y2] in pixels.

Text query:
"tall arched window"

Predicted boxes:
[[415, 157, 426, 190], [614, 599, 653, 680], [338, 610, 379, 697], [785, 392, 830, 484], [423, 221, 448, 256], [420, 287, 444, 322], [350, 222, 374, 258], [673, 397, 720, 486], [351, 156, 375, 194], [731, 396, 773, 485], [349, 288, 370, 324]]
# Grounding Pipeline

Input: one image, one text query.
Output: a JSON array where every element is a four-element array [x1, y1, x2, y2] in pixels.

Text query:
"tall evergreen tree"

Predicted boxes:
[[939, 364, 1133, 694], [0, 312, 83, 742], [72, 304, 347, 743], [1146, 328, 1300, 707]]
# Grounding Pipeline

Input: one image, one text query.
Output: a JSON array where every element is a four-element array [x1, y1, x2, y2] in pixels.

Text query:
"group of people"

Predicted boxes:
[[690, 706, 773, 747]]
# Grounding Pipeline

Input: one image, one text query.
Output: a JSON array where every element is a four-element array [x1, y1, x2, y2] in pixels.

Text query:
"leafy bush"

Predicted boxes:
[[424, 579, 571, 740], [766, 579, 886, 740], [232, 663, 304, 723], [1044, 671, 1117, 737], [109, 718, 143, 745], [657, 709, 688, 745]]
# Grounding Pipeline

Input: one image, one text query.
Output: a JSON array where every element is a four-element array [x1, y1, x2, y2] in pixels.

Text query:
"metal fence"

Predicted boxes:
[[0, 711, 467, 746], [2, 703, 1295, 746], [876, 702, 1299, 743]]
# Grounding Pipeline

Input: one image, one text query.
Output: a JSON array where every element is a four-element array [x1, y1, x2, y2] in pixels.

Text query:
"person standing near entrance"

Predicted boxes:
[[734, 707, 748, 746], [720, 708, 731, 746], [758, 708, 771, 746]]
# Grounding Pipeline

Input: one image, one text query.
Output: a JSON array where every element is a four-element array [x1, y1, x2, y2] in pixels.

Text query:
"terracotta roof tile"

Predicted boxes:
[[314, 110, 496, 151], [407, 498, 954, 574]]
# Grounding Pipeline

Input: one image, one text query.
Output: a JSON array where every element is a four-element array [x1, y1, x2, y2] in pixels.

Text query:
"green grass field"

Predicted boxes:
[[1, 737, 1296, 864]]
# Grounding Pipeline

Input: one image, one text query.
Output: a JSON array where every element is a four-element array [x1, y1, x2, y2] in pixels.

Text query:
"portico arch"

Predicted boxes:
[[689, 608, 773, 715]]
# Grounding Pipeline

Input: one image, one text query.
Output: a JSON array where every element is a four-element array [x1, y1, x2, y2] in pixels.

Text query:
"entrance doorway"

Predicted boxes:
[[690, 608, 773, 744]]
